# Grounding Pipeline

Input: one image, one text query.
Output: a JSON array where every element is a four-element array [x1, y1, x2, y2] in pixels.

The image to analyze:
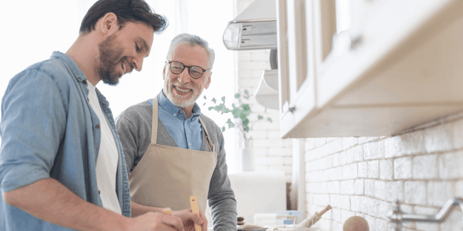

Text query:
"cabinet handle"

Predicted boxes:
[[289, 106, 296, 113]]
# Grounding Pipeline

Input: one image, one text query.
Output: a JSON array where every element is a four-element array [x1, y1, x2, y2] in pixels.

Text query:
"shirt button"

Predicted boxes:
[[98, 190, 101, 194], [174, 114, 176, 116], [96, 124, 100, 129]]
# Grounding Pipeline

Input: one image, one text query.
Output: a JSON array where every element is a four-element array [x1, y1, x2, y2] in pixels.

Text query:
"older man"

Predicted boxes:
[[0, 0, 186, 230], [116, 33, 238, 230]]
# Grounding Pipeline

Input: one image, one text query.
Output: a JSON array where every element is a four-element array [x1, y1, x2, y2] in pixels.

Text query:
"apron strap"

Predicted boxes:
[[199, 116, 215, 153], [151, 97, 159, 144]]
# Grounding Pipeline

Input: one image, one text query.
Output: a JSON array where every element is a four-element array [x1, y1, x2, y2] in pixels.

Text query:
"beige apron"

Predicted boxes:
[[129, 97, 217, 212]]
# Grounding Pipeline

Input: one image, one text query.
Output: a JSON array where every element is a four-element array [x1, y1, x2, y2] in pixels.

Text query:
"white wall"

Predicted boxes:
[[303, 117, 463, 231]]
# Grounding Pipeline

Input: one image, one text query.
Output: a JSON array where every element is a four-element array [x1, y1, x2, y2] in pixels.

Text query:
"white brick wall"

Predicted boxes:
[[304, 118, 463, 230], [235, 1, 292, 183]]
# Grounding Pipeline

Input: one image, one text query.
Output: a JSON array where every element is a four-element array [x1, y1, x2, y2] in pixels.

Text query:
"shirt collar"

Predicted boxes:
[[51, 51, 110, 107], [51, 51, 88, 83], [158, 91, 201, 119]]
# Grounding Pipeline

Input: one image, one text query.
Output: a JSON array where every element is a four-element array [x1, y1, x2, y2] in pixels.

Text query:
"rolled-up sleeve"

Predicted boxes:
[[0, 68, 66, 193], [208, 136, 237, 230]]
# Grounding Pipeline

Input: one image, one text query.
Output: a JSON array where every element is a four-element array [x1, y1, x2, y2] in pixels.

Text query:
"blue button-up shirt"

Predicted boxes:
[[148, 91, 203, 150], [0, 51, 131, 231]]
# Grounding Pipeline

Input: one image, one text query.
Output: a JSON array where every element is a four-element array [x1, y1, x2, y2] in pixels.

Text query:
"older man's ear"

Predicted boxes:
[[205, 72, 212, 90]]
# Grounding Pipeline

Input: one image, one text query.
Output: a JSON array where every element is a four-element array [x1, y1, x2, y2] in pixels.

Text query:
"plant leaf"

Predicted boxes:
[[257, 115, 263, 120], [235, 93, 240, 99], [268, 118, 273, 122]]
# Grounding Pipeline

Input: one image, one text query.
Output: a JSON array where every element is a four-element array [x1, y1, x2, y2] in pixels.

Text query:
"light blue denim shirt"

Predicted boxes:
[[0, 51, 131, 231], [148, 91, 203, 150]]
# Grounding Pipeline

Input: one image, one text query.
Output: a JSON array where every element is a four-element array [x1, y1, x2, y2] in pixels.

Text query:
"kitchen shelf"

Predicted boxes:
[[279, 0, 463, 138]]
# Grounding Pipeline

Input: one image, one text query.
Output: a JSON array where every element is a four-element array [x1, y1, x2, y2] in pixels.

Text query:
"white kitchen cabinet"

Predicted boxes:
[[277, 0, 463, 138]]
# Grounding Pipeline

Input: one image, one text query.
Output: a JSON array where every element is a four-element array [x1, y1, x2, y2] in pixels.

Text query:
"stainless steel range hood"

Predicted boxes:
[[223, 0, 277, 50]]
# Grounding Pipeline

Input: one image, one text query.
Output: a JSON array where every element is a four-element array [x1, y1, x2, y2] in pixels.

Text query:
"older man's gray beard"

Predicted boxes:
[[163, 74, 204, 109]]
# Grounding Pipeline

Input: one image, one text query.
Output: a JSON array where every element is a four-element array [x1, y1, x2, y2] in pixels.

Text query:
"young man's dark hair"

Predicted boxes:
[[80, 0, 168, 35]]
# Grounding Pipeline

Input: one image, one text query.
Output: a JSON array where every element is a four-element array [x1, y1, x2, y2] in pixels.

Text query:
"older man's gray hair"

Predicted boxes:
[[166, 33, 215, 69]]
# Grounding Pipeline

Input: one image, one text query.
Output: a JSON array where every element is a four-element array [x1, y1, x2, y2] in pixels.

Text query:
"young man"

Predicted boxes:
[[116, 33, 238, 230], [0, 0, 190, 230]]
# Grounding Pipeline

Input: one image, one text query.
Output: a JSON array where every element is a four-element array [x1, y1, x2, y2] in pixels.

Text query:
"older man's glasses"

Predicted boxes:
[[167, 61, 210, 79]]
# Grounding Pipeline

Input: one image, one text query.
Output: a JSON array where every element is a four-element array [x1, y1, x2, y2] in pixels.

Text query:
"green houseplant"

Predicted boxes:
[[205, 89, 272, 142], [204, 90, 272, 171]]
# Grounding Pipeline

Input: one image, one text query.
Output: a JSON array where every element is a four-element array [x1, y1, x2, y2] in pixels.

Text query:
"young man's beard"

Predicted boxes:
[[97, 35, 124, 86]]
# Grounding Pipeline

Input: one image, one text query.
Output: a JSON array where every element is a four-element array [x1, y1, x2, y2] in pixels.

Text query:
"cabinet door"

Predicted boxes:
[[277, 0, 317, 138]]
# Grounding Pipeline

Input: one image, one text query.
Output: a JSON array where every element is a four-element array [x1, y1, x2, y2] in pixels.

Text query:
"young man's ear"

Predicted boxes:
[[205, 72, 212, 89], [100, 12, 119, 35]]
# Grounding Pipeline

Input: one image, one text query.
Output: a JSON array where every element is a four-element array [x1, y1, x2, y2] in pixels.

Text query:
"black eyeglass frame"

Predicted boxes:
[[166, 60, 211, 79]]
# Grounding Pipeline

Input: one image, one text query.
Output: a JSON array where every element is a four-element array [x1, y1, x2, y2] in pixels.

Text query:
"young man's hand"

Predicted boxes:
[[127, 212, 185, 231]]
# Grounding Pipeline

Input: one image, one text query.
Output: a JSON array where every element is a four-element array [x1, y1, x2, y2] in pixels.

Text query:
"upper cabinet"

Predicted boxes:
[[277, 0, 463, 138]]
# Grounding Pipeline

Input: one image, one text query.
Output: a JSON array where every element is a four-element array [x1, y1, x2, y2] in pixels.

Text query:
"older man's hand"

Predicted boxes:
[[173, 209, 207, 231]]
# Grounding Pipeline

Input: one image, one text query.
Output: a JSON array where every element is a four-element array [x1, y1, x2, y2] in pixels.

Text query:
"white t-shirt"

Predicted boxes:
[[87, 82, 122, 215]]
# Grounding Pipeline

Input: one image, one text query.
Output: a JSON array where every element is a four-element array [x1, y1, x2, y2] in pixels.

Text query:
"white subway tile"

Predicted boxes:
[[439, 208, 463, 231], [346, 148, 354, 164], [358, 137, 379, 144], [304, 138, 316, 151], [456, 181, 463, 198], [339, 151, 347, 166], [413, 154, 438, 179], [339, 195, 351, 210], [323, 155, 333, 169], [359, 196, 369, 214], [439, 150, 463, 179], [330, 194, 338, 207], [358, 161, 368, 178], [283, 156, 292, 165], [379, 160, 393, 180], [268, 148, 291, 156], [355, 179, 364, 195], [332, 208, 342, 223], [365, 179, 376, 197], [364, 142, 378, 160], [333, 153, 340, 167], [368, 160, 379, 178], [424, 123, 454, 153], [375, 181, 387, 200], [453, 118, 463, 149], [342, 137, 357, 150], [375, 218, 389, 231], [351, 196, 359, 212], [365, 215, 376, 230], [314, 138, 327, 147], [386, 181, 404, 203], [394, 157, 413, 179], [341, 180, 355, 195], [427, 181, 454, 207], [404, 181, 427, 205], [379, 201, 392, 220], [335, 167, 343, 181], [368, 198, 380, 217], [341, 210, 356, 224]]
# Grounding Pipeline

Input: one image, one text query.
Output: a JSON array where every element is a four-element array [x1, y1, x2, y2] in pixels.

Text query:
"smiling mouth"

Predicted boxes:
[[121, 62, 127, 74], [174, 86, 191, 93]]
